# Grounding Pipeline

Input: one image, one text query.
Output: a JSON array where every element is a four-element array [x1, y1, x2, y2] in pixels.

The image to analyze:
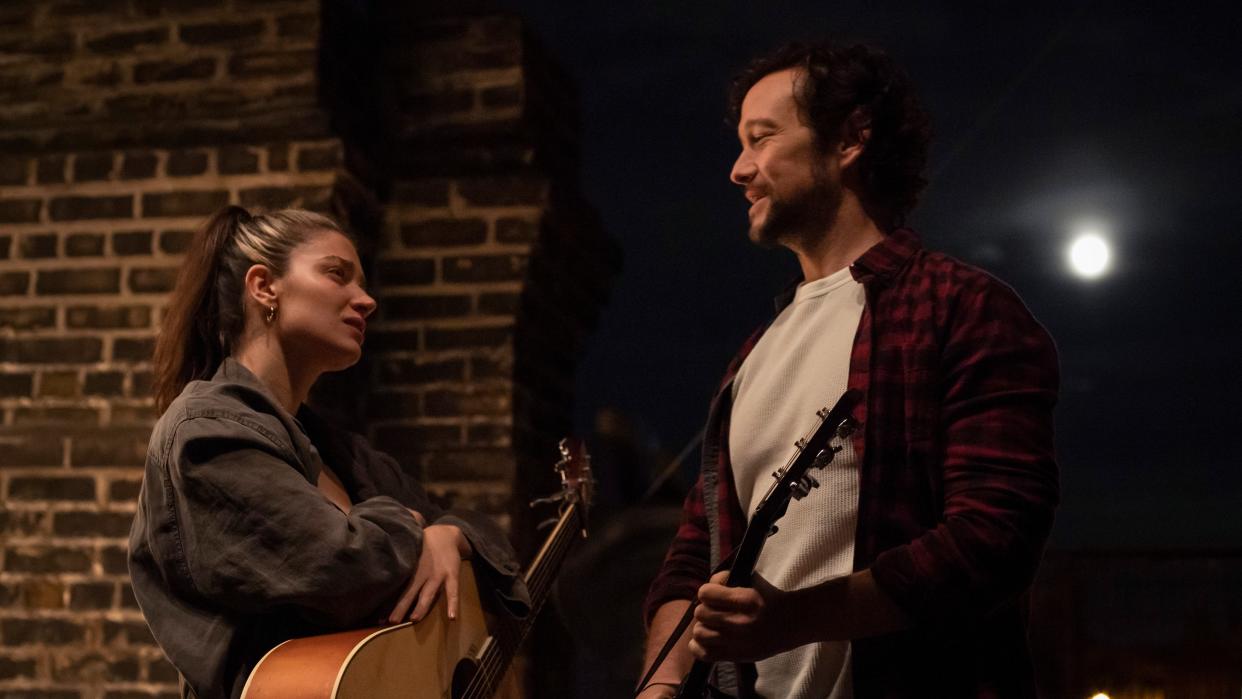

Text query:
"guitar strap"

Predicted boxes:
[[634, 551, 739, 698]]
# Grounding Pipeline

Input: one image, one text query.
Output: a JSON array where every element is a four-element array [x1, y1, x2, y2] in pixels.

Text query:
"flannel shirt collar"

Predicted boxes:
[[772, 228, 923, 312]]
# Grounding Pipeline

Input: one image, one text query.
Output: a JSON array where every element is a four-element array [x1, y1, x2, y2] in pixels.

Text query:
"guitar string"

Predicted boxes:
[[463, 505, 582, 699]]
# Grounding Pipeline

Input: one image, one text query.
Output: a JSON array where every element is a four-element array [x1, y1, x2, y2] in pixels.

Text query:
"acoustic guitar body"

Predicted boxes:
[[241, 563, 517, 699]]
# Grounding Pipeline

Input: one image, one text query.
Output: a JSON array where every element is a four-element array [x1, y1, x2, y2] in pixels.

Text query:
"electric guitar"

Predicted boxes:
[[241, 438, 593, 699], [671, 390, 862, 699]]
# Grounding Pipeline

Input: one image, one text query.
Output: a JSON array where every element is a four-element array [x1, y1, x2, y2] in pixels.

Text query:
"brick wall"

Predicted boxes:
[[0, 2, 616, 697]]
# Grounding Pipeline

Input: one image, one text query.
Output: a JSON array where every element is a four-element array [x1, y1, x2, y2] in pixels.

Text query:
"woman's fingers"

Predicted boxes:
[[388, 571, 426, 624], [445, 566, 459, 620], [408, 572, 442, 621]]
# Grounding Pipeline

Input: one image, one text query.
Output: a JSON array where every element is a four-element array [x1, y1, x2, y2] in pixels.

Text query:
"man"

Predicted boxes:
[[639, 41, 1059, 698]]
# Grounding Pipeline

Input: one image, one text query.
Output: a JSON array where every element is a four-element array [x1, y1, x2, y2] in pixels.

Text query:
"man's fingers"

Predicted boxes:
[[693, 604, 754, 630], [409, 574, 442, 622], [445, 569, 460, 620], [697, 583, 762, 613], [709, 570, 729, 585]]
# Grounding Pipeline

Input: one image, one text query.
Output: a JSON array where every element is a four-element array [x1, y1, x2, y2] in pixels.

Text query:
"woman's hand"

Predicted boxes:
[[387, 524, 472, 624]]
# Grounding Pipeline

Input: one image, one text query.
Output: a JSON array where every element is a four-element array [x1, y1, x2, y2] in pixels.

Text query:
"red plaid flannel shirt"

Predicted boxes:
[[643, 229, 1059, 697]]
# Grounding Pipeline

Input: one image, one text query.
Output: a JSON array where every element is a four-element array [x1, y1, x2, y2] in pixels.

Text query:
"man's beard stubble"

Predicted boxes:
[[748, 163, 842, 250]]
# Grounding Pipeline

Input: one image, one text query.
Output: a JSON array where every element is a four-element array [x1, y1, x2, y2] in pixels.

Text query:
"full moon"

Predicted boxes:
[[1068, 233, 1112, 279]]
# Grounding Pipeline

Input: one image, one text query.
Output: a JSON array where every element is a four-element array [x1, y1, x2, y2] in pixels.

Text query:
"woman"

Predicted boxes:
[[128, 206, 528, 699]]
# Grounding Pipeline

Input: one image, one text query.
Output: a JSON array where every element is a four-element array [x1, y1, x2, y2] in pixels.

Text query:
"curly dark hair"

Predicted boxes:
[[728, 41, 932, 228]]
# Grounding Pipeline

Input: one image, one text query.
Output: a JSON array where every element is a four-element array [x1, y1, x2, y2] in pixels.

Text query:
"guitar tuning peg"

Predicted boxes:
[[537, 517, 559, 532], [837, 417, 860, 439], [768, 524, 779, 537], [529, 492, 565, 508]]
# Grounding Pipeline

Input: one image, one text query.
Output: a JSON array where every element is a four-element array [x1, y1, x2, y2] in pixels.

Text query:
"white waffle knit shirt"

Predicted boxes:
[[729, 265, 864, 699]]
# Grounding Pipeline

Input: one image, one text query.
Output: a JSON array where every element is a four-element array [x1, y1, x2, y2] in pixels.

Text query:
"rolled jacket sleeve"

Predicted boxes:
[[163, 415, 424, 628]]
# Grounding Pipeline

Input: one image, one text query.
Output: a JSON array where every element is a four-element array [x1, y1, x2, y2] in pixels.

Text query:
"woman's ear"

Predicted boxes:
[[244, 263, 278, 310]]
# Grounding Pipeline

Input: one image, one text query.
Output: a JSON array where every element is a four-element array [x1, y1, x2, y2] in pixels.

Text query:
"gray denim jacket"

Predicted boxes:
[[128, 358, 530, 699]]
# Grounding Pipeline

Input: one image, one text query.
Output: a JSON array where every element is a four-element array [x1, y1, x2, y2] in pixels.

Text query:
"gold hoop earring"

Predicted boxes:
[[265, 305, 277, 324]]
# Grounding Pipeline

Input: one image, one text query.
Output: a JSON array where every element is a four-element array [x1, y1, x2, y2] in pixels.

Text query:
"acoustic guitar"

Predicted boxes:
[[241, 438, 593, 699]]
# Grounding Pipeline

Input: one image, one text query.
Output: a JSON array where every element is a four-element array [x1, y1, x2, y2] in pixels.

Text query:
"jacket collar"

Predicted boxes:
[[772, 228, 923, 312]]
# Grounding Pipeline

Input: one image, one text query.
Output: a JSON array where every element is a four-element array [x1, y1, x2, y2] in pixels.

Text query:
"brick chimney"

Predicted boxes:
[[0, 1, 617, 696]]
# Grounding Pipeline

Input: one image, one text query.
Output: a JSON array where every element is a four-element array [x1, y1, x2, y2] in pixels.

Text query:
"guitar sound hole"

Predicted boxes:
[[451, 658, 478, 698]]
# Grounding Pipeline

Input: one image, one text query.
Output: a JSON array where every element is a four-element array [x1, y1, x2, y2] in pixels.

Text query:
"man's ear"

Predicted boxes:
[[838, 108, 871, 170], [244, 263, 278, 310]]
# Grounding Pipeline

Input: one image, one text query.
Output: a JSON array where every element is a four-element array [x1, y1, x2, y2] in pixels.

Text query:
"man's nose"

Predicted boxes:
[[730, 150, 755, 185]]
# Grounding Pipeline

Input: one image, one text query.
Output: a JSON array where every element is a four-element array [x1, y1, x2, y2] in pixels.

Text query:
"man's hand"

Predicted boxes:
[[688, 571, 796, 663], [635, 683, 680, 698], [387, 524, 471, 624]]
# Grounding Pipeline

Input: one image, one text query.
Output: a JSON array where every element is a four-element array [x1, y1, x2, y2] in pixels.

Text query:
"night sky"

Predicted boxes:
[[493, 1, 1242, 550]]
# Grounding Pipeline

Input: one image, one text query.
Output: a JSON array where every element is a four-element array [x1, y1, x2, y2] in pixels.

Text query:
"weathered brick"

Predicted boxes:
[[392, 179, 449, 206], [133, 57, 216, 83], [400, 219, 486, 248], [376, 357, 464, 384], [79, 62, 123, 87], [19, 233, 57, 259], [159, 229, 193, 253], [467, 422, 511, 446], [0, 432, 61, 466], [0, 198, 42, 223], [238, 185, 329, 210], [478, 291, 520, 315], [0, 373, 35, 398], [47, 0, 129, 19], [495, 217, 538, 244], [38, 370, 79, 398], [128, 267, 178, 293], [67, 305, 150, 329], [0, 155, 28, 185], [3, 546, 93, 573], [131, 371, 153, 397], [0, 656, 37, 680], [103, 619, 155, 646], [73, 152, 115, 181], [71, 429, 149, 466], [294, 144, 341, 171], [23, 579, 66, 609], [13, 406, 100, 425], [425, 325, 512, 350], [2, 509, 49, 536], [423, 448, 515, 481], [457, 177, 546, 206], [424, 388, 511, 417], [374, 424, 462, 452], [132, 0, 223, 14], [480, 84, 522, 109], [0, 337, 103, 363], [0, 306, 56, 330], [69, 582, 115, 610], [268, 142, 289, 171], [121, 151, 158, 179], [0, 31, 75, 57], [113, 230, 153, 255], [53, 511, 134, 537], [166, 149, 208, 176], [0, 688, 82, 699], [36, 268, 120, 294], [66, 232, 106, 256], [277, 13, 317, 39], [180, 19, 265, 45], [85, 26, 169, 53], [52, 651, 141, 683], [382, 293, 471, 320], [363, 391, 420, 421], [376, 258, 435, 286], [113, 405, 157, 424], [228, 50, 315, 78], [100, 545, 128, 574], [399, 89, 472, 116], [0, 271, 30, 295], [36, 154, 67, 183], [142, 190, 229, 217], [113, 337, 155, 362], [83, 371, 125, 396], [0, 234, 10, 258], [49, 195, 132, 221], [443, 254, 527, 283], [108, 478, 142, 502], [218, 145, 259, 174], [0, 617, 86, 645]]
